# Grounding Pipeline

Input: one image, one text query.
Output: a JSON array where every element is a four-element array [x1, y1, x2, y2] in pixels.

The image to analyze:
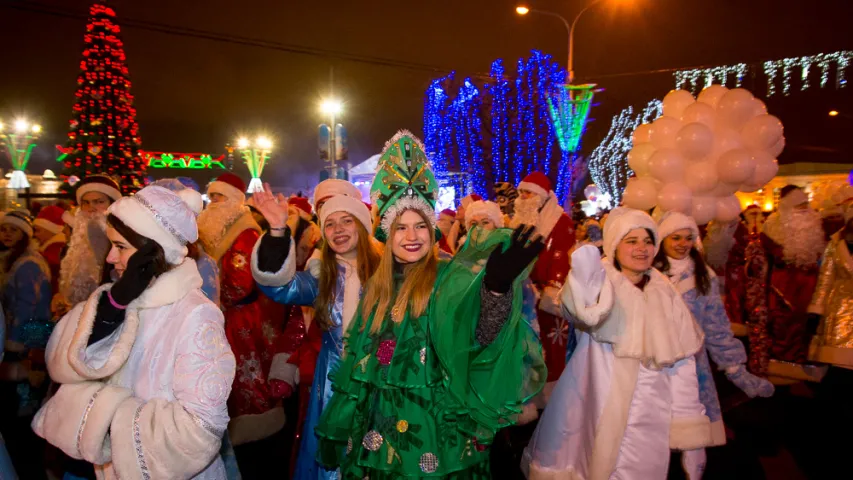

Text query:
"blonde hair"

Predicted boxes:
[[315, 220, 381, 331], [360, 209, 437, 334]]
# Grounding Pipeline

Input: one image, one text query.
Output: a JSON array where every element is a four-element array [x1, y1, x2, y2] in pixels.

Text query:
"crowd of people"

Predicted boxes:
[[0, 130, 852, 479]]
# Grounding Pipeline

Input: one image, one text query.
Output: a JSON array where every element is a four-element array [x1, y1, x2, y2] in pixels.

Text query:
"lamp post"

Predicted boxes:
[[237, 135, 272, 193], [516, 0, 614, 84], [320, 99, 346, 180], [0, 118, 42, 189]]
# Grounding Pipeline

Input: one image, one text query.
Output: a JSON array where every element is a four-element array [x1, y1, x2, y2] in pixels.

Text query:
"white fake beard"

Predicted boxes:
[[509, 196, 542, 229], [59, 211, 108, 305], [780, 209, 826, 268], [198, 201, 245, 252]]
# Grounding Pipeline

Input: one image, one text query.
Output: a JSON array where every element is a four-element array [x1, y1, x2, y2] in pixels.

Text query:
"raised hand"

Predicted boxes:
[[252, 182, 289, 230], [484, 225, 545, 294]]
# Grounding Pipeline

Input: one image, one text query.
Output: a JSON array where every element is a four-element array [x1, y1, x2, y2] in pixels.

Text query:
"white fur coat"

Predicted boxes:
[[33, 260, 236, 480]]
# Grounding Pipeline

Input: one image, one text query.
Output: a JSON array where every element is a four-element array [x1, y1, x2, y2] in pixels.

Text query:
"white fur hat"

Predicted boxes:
[[465, 200, 504, 230], [657, 211, 704, 252], [602, 207, 660, 261], [109, 186, 199, 265], [313, 179, 361, 206], [318, 194, 372, 238], [2, 209, 34, 238]]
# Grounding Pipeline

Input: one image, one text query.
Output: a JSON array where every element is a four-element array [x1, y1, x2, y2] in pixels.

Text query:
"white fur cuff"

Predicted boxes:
[[268, 353, 298, 386], [561, 274, 614, 328], [251, 234, 297, 287], [670, 415, 712, 450]]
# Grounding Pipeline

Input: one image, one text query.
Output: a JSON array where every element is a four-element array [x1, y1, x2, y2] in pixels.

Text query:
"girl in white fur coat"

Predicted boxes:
[[33, 185, 236, 480], [522, 208, 711, 480]]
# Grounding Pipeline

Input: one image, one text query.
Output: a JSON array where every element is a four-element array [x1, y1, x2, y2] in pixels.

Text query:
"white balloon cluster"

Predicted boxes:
[[622, 86, 783, 225]]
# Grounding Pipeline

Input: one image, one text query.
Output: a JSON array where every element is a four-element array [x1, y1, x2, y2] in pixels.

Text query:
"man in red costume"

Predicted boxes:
[[33, 205, 67, 294], [437, 208, 456, 254], [198, 173, 288, 474], [510, 171, 576, 399], [761, 186, 827, 364]]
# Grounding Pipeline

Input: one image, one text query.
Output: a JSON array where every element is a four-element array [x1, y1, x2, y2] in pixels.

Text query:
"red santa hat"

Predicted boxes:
[[460, 194, 483, 210], [439, 208, 456, 219], [288, 196, 314, 221], [318, 194, 373, 237], [1, 209, 34, 238], [34, 205, 66, 235], [207, 173, 247, 204], [465, 200, 504, 230], [313, 179, 361, 206], [518, 172, 552, 200], [75, 175, 122, 204], [109, 185, 200, 265]]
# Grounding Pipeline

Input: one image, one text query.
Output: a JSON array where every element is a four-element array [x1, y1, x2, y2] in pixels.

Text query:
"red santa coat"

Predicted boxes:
[[530, 212, 576, 383], [39, 233, 66, 294], [723, 222, 750, 335], [209, 212, 289, 445]]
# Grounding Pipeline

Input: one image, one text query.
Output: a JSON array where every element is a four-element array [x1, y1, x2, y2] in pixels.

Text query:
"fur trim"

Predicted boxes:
[[208, 212, 261, 262], [31, 381, 104, 460], [79, 385, 133, 464], [518, 181, 549, 201], [588, 356, 641, 479], [378, 195, 436, 236], [109, 195, 189, 265], [670, 415, 712, 450], [536, 192, 565, 240], [76, 181, 121, 204], [465, 200, 504, 230], [2, 213, 33, 238], [603, 207, 660, 261], [809, 343, 853, 368], [319, 194, 373, 235], [561, 273, 615, 328], [228, 406, 285, 445], [268, 353, 298, 385], [39, 232, 66, 253], [208, 180, 246, 204], [250, 234, 297, 287], [34, 217, 63, 235], [709, 419, 727, 447], [66, 261, 203, 380], [766, 359, 828, 383]]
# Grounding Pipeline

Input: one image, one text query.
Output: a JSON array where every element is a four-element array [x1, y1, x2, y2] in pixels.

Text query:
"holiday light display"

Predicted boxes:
[[674, 50, 852, 97], [237, 136, 272, 193], [0, 119, 42, 189], [61, 3, 144, 195], [143, 151, 227, 169], [588, 99, 663, 202]]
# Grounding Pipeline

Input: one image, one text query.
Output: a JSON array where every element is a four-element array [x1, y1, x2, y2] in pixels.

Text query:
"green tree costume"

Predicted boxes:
[[314, 131, 545, 478]]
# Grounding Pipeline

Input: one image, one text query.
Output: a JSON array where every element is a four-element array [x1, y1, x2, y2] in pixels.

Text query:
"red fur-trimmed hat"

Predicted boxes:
[[34, 205, 66, 235], [75, 175, 122, 204], [439, 208, 456, 218], [518, 171, 552, 199], [207, 173, 247, 204], [288, 196, 313, 220]]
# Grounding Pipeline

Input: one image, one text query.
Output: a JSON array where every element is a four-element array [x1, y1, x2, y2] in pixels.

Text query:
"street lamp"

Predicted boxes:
[[516, 0, 622, 83], [320, 98, 346, 179], [236, 134, 272, 193], [0, 117, 42, 189]]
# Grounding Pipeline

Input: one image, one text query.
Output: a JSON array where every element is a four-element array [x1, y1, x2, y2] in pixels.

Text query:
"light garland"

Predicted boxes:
[[675, 50, 852, 97], [588, 99, 663, 202], [143, 151, 226, 169], [485, 59, 511, 183]]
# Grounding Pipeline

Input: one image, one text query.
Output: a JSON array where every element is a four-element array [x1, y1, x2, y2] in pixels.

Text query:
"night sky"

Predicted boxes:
[[1, 0, 851, 193]]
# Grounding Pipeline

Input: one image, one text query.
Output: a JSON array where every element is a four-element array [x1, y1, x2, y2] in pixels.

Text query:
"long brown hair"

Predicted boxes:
[[3, 235, 30, 273], [106, 214, 173, 278], [361, 209, 437, 335], [315, 219, 381, 331], [653, 246, 711, 296]]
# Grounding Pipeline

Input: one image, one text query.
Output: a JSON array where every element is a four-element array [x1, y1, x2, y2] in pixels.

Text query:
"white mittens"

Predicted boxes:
[[570, 245, 606, 307]]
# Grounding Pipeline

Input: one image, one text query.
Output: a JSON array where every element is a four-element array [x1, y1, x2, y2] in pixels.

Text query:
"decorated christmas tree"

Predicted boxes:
[[60, 2, 143, 196]]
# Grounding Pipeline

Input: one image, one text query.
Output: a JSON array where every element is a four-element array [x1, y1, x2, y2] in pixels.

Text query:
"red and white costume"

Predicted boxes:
[[35, 205, 68, 294]]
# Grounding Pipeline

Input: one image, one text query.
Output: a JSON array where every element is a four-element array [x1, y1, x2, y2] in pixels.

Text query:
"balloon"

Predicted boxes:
[[751, 98, 768, 117], [632, 123, 653, 144], [584, 184, 600, 201], [711, 181, 739, 196], [739, 182, 763, 193], [649, 116, 683, 149], [622, 177, 659, 211], [709, 126, 742, 160], [742, 114, 784, 151], [684, 161, 719, 193], [696, 84, 729, 109], [691, 196, 718, 225], [648, 148, 686, 183], [663, 89, 696, 119], [716, 88, 756, 130], [768, 136, 785, 158], [681, 102, 716, 128], [715, 195, 743, 223], [717, 149, 756, 184], [627, 143, 656, 177], [750, 151, 779, 186], [676, 122, 714, 160], [657, 182, 693, 214]]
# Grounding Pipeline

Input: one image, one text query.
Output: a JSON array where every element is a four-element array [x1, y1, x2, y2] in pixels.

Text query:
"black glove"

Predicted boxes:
[[258, 227, 292, 273], [806, 313, 822, 336], [483, 225, 545, 294], [110, 242, 159, 306]]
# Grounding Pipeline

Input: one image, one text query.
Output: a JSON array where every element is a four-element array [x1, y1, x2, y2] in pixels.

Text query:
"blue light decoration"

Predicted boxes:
[[423, 50, 572, 204], [588, 99, 662, 203]]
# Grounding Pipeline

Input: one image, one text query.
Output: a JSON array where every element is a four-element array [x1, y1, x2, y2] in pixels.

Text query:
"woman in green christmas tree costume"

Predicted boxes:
[[314, 131, 547, 478]]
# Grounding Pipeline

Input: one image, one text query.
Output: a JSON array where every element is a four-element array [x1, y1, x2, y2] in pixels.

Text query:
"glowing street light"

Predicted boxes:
[[321, 99, 343, 116], [0, 117, 42, 189], [319, 98, 348, 181], [236, 134, 273, 193], [829, 110, 839, 116], [516, 6, 530, 15]]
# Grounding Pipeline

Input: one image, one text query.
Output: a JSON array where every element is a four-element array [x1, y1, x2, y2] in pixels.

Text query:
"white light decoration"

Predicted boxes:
[[678, 50, 852, 97], [588, 99, 663, 203]]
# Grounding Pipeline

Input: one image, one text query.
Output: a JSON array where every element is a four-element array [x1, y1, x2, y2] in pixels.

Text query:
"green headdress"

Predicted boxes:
[[370, 130, 437, 242]]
